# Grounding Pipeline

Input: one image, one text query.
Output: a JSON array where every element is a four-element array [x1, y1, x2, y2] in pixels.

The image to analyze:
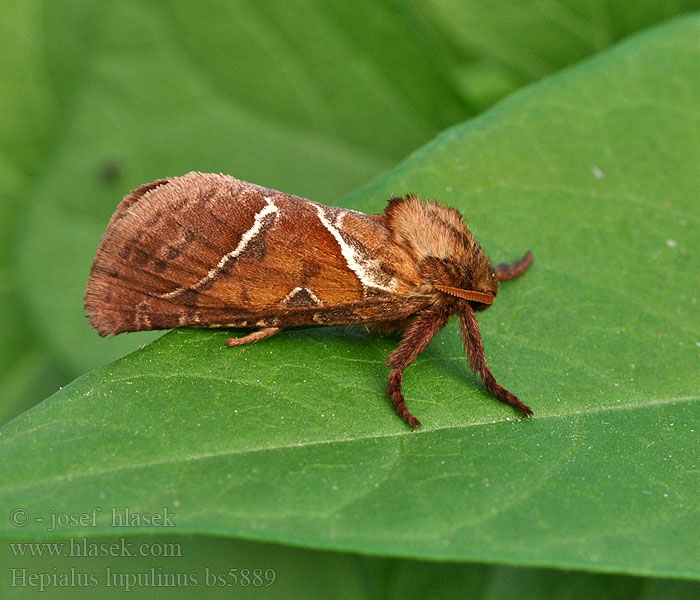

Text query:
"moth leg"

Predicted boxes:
[[459, 303, 533, 417], [386, 310, 447, 429], [495, 251, 532, 282], [226, 327, 281, 347]]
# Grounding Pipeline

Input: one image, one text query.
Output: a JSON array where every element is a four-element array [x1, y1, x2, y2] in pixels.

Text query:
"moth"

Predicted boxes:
[[85, 172, 533, 428]]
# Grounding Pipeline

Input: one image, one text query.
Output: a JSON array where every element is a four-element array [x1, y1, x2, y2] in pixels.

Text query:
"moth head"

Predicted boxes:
[[431, 248, 499, 311], [383, 194, 498, 310]]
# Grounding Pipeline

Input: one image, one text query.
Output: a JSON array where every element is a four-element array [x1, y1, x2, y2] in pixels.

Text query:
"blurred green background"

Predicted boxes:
[[2, 1, 700, 598]]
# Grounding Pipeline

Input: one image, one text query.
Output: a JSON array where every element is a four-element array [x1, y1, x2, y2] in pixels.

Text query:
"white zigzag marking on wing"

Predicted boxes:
[[315, 205, 396, 293], [283, 286, 322, 305], [160, 196, 279, 298]]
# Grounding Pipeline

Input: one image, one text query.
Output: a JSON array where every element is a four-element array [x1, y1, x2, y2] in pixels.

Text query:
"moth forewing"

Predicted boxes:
[[86, 173, 423, 334], [86, 172, 533, 428]]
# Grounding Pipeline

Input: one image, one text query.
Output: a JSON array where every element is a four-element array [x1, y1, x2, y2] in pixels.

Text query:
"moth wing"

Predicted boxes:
[[85, 172, 427, 335]]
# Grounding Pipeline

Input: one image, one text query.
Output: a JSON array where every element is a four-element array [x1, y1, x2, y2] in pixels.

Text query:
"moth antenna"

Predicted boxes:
[[459, 302, 533, 417], [435, 285, 494, 305]]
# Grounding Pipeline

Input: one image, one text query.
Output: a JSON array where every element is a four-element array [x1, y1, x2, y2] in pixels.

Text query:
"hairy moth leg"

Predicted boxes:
[[386, 309, 448, 429], [459, 303, 533, 417], [495, 251, 532, 282], [226, 327, 281, 347]]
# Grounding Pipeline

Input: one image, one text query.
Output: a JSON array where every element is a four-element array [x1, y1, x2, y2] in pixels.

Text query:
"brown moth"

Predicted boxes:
[[85, 171, 533, 428]]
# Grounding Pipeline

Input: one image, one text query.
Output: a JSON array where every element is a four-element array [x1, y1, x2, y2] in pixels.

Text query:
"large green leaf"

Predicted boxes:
[[2, 14, 699, 583]]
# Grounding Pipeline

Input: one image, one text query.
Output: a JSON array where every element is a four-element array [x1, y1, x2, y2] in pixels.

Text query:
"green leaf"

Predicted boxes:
[[2, 14, 699, 582]]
